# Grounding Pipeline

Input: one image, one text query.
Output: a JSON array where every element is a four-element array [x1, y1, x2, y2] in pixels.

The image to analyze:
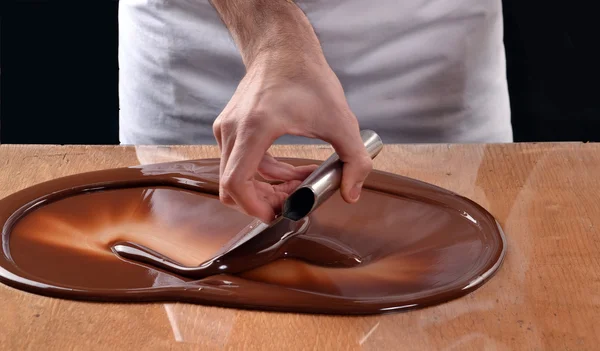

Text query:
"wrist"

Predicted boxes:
[[248, 44, 326, 76], [211, 0, 323, 68]]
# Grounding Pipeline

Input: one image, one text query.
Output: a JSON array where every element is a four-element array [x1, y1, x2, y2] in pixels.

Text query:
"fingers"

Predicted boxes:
[[219, 124, 278, 223], [320, 115, 373, 204], [214, 110, 314, 222], [272, 179, 304, 195], [254, 180, 302, 212], [213, 117, 235, 207], [258, 154, 318, 181]]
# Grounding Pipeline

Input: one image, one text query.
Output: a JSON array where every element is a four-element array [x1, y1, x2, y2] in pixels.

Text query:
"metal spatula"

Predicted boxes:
[[113, 130, 383, 278]]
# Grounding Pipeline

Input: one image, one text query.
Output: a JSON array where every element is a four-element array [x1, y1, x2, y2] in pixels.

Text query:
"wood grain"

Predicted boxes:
[[0, 143, 599, 350]]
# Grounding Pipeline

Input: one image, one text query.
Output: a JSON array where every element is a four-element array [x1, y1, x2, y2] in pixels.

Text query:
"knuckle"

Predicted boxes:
[[221, 177, 241, 196], [219, 191, 235, 206], [357, 156, 373, 175], [221, 178, 234, 192], [241, 109, 267, 130], [212, 120, 221, 136], [220, 118, 236, 132]]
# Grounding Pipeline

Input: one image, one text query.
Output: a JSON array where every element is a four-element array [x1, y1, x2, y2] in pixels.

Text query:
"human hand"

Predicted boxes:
[[212, 51, 373, 223], [209, 0, 372, 222]]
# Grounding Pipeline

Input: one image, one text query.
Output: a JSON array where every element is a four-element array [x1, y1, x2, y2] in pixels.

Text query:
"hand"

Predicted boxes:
[[213, 51, 373, 223]]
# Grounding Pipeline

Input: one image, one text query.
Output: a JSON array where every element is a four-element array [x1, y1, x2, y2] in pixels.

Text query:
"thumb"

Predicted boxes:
[[322, 124, 373, 204]]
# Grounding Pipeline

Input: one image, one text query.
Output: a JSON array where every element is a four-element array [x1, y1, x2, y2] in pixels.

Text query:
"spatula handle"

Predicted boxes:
[[282, 130, 383, 221]]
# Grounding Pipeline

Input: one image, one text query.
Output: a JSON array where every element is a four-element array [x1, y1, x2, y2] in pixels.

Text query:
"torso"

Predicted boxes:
[[118, 0, 513, 145]]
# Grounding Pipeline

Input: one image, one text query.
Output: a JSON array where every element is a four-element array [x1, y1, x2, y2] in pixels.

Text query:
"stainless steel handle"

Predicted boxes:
[[282, 129, 384, 221]]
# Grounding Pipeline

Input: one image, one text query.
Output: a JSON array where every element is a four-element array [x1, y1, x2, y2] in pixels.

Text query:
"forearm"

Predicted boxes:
[[210, 0, 323, 68]]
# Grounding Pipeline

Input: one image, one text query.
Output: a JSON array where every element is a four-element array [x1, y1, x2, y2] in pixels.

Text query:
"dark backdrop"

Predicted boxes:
[[1, 2, 119, 144], [1, 1, 598, 144]]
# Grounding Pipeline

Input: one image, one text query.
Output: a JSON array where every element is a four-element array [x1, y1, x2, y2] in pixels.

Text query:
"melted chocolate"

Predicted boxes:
[[0, 158, 506, 314]]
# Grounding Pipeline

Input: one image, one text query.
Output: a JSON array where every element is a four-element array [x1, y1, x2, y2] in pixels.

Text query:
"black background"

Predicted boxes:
[[1, 1, 598, 144]]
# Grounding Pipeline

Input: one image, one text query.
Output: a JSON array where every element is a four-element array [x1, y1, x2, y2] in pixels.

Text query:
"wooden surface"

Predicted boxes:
[[0, 143, 599, 350]]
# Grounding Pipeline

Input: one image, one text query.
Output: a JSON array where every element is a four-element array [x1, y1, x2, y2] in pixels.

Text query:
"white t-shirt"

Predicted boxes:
[[118, 0, 512, 145]]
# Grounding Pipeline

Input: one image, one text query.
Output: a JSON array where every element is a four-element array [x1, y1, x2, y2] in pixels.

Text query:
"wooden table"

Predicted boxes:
[[1, 143, 599, 350]]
